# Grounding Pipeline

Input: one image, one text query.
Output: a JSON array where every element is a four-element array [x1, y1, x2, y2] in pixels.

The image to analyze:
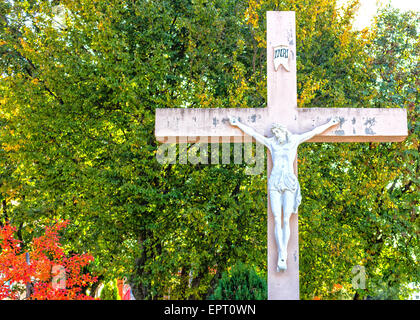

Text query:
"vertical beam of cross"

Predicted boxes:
[[266, 11, 299, 300]]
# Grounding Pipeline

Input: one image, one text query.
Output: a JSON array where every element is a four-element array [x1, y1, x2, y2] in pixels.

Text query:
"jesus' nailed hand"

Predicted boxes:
[[229, 116, 339, 271]]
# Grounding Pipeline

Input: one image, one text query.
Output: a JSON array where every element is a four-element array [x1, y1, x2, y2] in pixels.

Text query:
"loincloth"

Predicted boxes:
[[268, 171, 302, 213]]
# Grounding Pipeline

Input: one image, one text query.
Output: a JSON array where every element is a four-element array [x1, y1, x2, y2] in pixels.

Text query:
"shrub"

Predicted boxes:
[[209, 263, 267, 300]]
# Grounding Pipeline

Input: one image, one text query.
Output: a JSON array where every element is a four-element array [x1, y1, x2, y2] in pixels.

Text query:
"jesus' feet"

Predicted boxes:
[[277, 258, 287, 271]]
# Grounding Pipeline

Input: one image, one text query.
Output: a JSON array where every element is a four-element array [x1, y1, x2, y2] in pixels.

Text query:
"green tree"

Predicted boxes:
[[0, 0, 266, 299]]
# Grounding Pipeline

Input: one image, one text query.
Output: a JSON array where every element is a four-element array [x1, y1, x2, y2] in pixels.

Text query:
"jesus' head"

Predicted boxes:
[[271, 123, 290, 144]]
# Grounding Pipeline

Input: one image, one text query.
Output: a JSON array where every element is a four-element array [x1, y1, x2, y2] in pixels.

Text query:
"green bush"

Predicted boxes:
[[209, 263, 267, 300], [100, 280, 121, 300]]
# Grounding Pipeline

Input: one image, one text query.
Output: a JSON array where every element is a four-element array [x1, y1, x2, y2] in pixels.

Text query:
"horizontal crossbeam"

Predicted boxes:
[[155, 107, 407, 143]]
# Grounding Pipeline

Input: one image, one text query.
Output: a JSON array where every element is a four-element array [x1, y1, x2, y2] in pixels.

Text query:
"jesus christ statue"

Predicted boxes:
[[229, 116, 339, 271]]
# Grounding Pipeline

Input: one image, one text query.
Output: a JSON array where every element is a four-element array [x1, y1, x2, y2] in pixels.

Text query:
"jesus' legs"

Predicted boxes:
[[269, 190, 287, 271], [280, 190, 295, 267]]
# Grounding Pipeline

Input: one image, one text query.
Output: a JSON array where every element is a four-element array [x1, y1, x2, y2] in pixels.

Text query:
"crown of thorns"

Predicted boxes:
[[271, 123, 287, 131], [271, 123, 290, 139]]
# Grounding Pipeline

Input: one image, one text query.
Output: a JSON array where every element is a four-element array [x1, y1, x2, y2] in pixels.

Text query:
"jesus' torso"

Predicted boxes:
[[268, 137, 299, 176]]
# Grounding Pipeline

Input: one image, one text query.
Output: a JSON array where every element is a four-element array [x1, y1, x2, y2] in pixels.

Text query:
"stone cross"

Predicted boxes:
[[154, 11, 408, 299]]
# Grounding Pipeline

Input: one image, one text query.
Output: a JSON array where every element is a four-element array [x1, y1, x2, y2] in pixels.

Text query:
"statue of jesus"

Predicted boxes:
[[229, 116, 339, 271]]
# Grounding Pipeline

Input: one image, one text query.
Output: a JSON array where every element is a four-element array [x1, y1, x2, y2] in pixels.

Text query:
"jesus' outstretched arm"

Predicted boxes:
[[296, 117, 340, 144], [229, 116, 271, 148]]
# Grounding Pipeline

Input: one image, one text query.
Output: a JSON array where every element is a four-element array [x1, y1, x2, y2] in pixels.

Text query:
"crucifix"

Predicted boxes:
[[154, 11, 408, 299]]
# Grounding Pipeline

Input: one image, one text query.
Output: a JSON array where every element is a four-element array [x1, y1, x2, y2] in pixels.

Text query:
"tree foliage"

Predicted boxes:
[[0, 0, 418, 300], [0, 220, 97, 300], [99, 279, 120, 300]]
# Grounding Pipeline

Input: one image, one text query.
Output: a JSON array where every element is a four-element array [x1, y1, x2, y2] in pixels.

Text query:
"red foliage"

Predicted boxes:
[[0, 221, 98, 300]]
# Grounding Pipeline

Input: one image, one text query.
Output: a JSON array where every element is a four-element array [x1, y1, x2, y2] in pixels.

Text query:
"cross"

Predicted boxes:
[[154, 11, 408, 300]]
